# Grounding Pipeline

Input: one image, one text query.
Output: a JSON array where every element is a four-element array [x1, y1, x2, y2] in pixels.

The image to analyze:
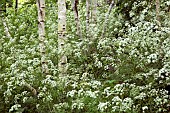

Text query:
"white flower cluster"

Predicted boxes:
[[113, 84, 125, 95], [53, 102, 69, 111], [90, 80, 102, 89], [4, 89, 12, 96], [77, 88, 84, 97], [9, 104, 21, 112], [43, 94, 53, 102], [23, 97, 28, 103], [159, 68, 169, 77], [72, 100, 84, 110], [85, 90, 98, 98], [33, 58, 40, 66], [37, 92, 45, 99], [142, 106, 148, 111], [95, 60, 103, 68], [134, 92, 146, 100], [42, 75, 57, 87], [154, 96, 168, 106], [112, 96, 133, 112], [149, 89, 158, 96], [147, 53, 158, 63], [67, 90, 77, 97], [104, 87, 112, 97], [120, 97, 133, 111], [80, 72, 89, 80], [112, 96, 122, 106], [119, 38, 130, 47], [98, 102, 110, 112]]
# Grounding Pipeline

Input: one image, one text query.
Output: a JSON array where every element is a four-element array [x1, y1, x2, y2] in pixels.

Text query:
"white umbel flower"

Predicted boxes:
[[98, 102, 109, 112]]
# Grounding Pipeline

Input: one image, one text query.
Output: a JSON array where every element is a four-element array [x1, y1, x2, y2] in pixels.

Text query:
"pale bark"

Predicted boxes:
[[155, 0, 161, 26], [58, 0, 67, 76], [156, 0, 160, 22], [0, 1, 12, 39], [23, 82, 37, 96], [102, 0, 114, 38], [71, 0, 82, 38], [86, 0, 90, 35], [156, 0, 163, 63], [86, 0, 98, 37], [37, 0, 49, 75], [91, 0, 97, 24], [2, 17, 11, 39]]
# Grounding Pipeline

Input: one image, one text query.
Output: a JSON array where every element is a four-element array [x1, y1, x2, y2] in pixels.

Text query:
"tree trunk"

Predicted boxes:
[[86, 0, 90, 36], [86, 0, 98, 38], [156, 0, 164, 66], [58, 0, 67, 76], [15, 0, 18, 12], [156, 0, 161, 26], [91, 0, 97, 24], [71, 0, 82, 38], [2, 18, 11, 38], [37, 0, 49, 75], [102, 0, 114, 38], [0, 0, 12, 39], [156, 0, 160, 21]]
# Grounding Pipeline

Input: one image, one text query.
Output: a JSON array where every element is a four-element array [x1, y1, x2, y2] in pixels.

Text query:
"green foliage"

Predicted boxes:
[[0, 0, 170, 113]]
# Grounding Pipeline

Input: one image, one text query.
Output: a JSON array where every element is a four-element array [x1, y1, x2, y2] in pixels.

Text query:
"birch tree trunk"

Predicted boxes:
[[58, 0, 67, 76], [0, 0, 12, 39], [71, 0, 82, 38], [2, 18, 11, 38], [86, 0, 90, 36], [156, 0, 161, 26], [91, 0, 97, 24], [156, 0, 164, 65], [37, 0, 49, 75], [102, 0, 114, 38], [86, 0, 97, 37]]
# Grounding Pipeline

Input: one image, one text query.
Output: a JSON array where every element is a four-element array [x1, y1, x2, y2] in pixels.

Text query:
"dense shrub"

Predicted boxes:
[[0, 0, 170, 113]]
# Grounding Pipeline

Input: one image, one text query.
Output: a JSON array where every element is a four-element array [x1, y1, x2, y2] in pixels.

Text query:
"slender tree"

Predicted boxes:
[[71, 0, 82, 38], [156, 0, 160, 26], [37, 0, 49, 75], [91, 0, 97, 24], [86, 0, 90, 36], [15, 0, 18, 12], [102, 0, 114, 38], [85, 0, 98, 37], [58, 0, 67, 76], [155, 0, 164, 66], [0, 0, 11, 39], [2, 18, 11, 38]]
